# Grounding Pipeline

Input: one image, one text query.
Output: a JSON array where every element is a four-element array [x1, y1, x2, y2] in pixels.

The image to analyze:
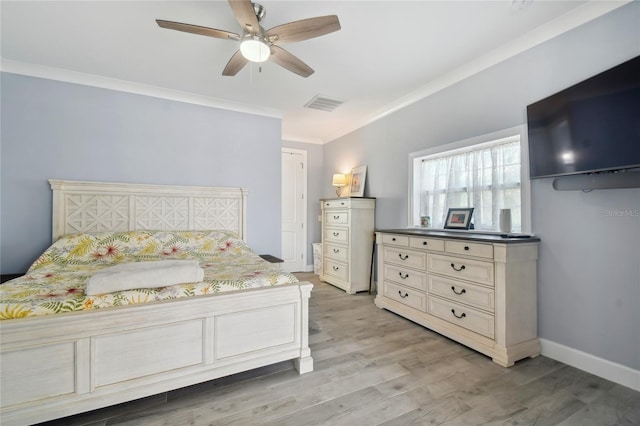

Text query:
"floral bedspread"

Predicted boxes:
[[0, 230, 298, 320]]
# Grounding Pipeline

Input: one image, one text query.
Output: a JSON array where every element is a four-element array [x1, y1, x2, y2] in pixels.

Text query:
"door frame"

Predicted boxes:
[[281, 147, 308, 272]]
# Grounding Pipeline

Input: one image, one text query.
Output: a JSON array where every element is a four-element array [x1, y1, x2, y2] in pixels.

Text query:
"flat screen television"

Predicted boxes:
[[527, 55, 640, 179]]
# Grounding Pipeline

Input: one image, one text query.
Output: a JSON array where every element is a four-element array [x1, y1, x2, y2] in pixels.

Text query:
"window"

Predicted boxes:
[[410, 126, 531, 233]]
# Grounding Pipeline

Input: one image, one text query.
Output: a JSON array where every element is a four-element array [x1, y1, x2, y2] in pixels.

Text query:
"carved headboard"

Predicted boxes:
[[49, 180, 248, 242]]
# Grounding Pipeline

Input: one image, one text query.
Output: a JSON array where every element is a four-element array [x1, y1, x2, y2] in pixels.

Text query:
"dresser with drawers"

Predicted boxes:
[[320, 198, 375, 294], [375, 229, 540, 366]]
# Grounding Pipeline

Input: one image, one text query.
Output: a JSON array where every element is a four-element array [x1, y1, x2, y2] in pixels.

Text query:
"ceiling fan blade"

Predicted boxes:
[[228, 0, 260, 34], [156, 20, 240, 41], [270, 46, 314, 78], [222, 50, 249, 76], [266, 15, 340, 45]]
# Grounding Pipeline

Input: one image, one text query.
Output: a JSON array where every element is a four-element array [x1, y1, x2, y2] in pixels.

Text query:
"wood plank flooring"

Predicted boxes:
[[38, 272, 640, 425]]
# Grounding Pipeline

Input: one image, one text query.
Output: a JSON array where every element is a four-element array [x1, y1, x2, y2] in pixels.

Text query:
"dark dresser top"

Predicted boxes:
[[376, 228, 540, 243]]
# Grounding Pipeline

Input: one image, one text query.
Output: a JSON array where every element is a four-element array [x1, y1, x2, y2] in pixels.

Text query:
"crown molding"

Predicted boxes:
[[0, 59, 282, 119], [321, 0, 632, 144], [281, 135, 325, 145]]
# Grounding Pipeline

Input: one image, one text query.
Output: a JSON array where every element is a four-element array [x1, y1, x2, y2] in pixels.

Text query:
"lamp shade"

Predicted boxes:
[[332, 174, 346, 187]]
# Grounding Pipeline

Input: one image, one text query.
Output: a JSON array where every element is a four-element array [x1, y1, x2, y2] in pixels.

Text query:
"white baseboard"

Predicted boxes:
[[540, 338, 640, 392]]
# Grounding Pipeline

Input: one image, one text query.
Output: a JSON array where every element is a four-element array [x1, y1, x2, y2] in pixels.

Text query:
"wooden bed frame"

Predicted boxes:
[[0, 180, 313, 426]]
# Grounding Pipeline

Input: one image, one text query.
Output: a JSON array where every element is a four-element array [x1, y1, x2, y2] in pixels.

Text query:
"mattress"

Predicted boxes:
[[0, 230, 297, 319]]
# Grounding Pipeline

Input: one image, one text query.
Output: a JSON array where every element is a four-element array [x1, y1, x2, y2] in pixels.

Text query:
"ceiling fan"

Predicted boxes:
[[156, 0, 341, 78]]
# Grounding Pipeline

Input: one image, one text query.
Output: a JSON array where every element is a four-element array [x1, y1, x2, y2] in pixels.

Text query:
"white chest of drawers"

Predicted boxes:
[[320, 198, 375, 294], [375, 230, 540, 367]]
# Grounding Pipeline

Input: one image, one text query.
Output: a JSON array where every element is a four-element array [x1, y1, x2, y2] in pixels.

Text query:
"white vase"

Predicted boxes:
[[499, 208, 512, 233]]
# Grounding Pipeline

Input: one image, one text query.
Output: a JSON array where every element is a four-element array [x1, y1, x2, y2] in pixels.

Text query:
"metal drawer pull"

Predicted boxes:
[[332, 266, 339, 271], [333, 232, 340, 237], [422, 241, 428, 245], [392, 237, 396, 241], [464, 246, 470, 251], [398, 291, 409, 298], [333, 248, 340, 253], [333, 215, 340, 219], [398, 253, 409, 260], [451, 309, 466, 319], [450, 263, 466, 272], [398, 272, 409, 279], [451, 286, 466, 295]]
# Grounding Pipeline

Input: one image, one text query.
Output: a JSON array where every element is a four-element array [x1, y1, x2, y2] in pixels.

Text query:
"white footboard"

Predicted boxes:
[[0, 282, 313, 426]]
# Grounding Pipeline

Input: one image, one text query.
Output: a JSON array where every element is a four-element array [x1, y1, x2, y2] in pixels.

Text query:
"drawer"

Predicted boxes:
[[445, 240, 493, 259], [428, 296, 495, 339], [325, 211, 349, 225], [383, 264, 427, 291], [383, 247, 426, 269], [428, 275, 494, 312], [384, 281, 427, 311], [323, 258, 349, 281], [324, 242, 348, 262], [428, 253, 494, 286], [325, 227, 349, 244], [409, 237, 444, 252], [381, 234, 409, 247], [323, 199, 350, 209]]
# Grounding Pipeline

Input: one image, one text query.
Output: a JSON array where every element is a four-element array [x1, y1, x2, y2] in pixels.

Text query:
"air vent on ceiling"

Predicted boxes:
[[304, 95, 344, 112]]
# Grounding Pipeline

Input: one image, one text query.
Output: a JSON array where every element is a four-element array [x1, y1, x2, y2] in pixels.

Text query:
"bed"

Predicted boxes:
[[0, 180, 313, 426]]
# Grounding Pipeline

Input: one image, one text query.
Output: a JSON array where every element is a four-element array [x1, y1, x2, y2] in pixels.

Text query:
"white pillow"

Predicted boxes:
[[86, 260, 204, 295]]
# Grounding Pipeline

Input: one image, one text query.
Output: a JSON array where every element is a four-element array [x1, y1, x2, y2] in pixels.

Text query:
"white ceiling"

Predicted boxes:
[[0, 1, 628, 144]]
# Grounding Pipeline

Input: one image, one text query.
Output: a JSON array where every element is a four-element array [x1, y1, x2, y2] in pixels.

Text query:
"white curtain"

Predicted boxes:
[[419, 139, 521, 231]]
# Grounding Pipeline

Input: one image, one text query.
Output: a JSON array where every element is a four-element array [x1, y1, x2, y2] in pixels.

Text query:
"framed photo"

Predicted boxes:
[[349, 165, 367, 197], [444, 207, 474, 230]]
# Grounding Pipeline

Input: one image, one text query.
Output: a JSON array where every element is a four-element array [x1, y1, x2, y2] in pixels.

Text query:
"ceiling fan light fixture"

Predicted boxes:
[[240, 35, 270, 62]]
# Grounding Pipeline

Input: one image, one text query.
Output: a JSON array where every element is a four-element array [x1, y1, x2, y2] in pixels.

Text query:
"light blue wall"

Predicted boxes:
[[323, 3, 640, 370], [1, 73, 282, 274]]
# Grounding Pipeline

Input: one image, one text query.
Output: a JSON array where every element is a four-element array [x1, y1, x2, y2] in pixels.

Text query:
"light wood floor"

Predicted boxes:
[[39, 272, 640, 426]]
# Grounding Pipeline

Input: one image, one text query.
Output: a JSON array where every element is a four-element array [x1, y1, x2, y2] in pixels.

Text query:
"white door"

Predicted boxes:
[[281, 148, 307, 272]]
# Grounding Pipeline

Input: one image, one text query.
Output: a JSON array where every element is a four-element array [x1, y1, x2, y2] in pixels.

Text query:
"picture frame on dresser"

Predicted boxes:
[[444, 207, 474, 229], [349, 165, 367, 197]]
